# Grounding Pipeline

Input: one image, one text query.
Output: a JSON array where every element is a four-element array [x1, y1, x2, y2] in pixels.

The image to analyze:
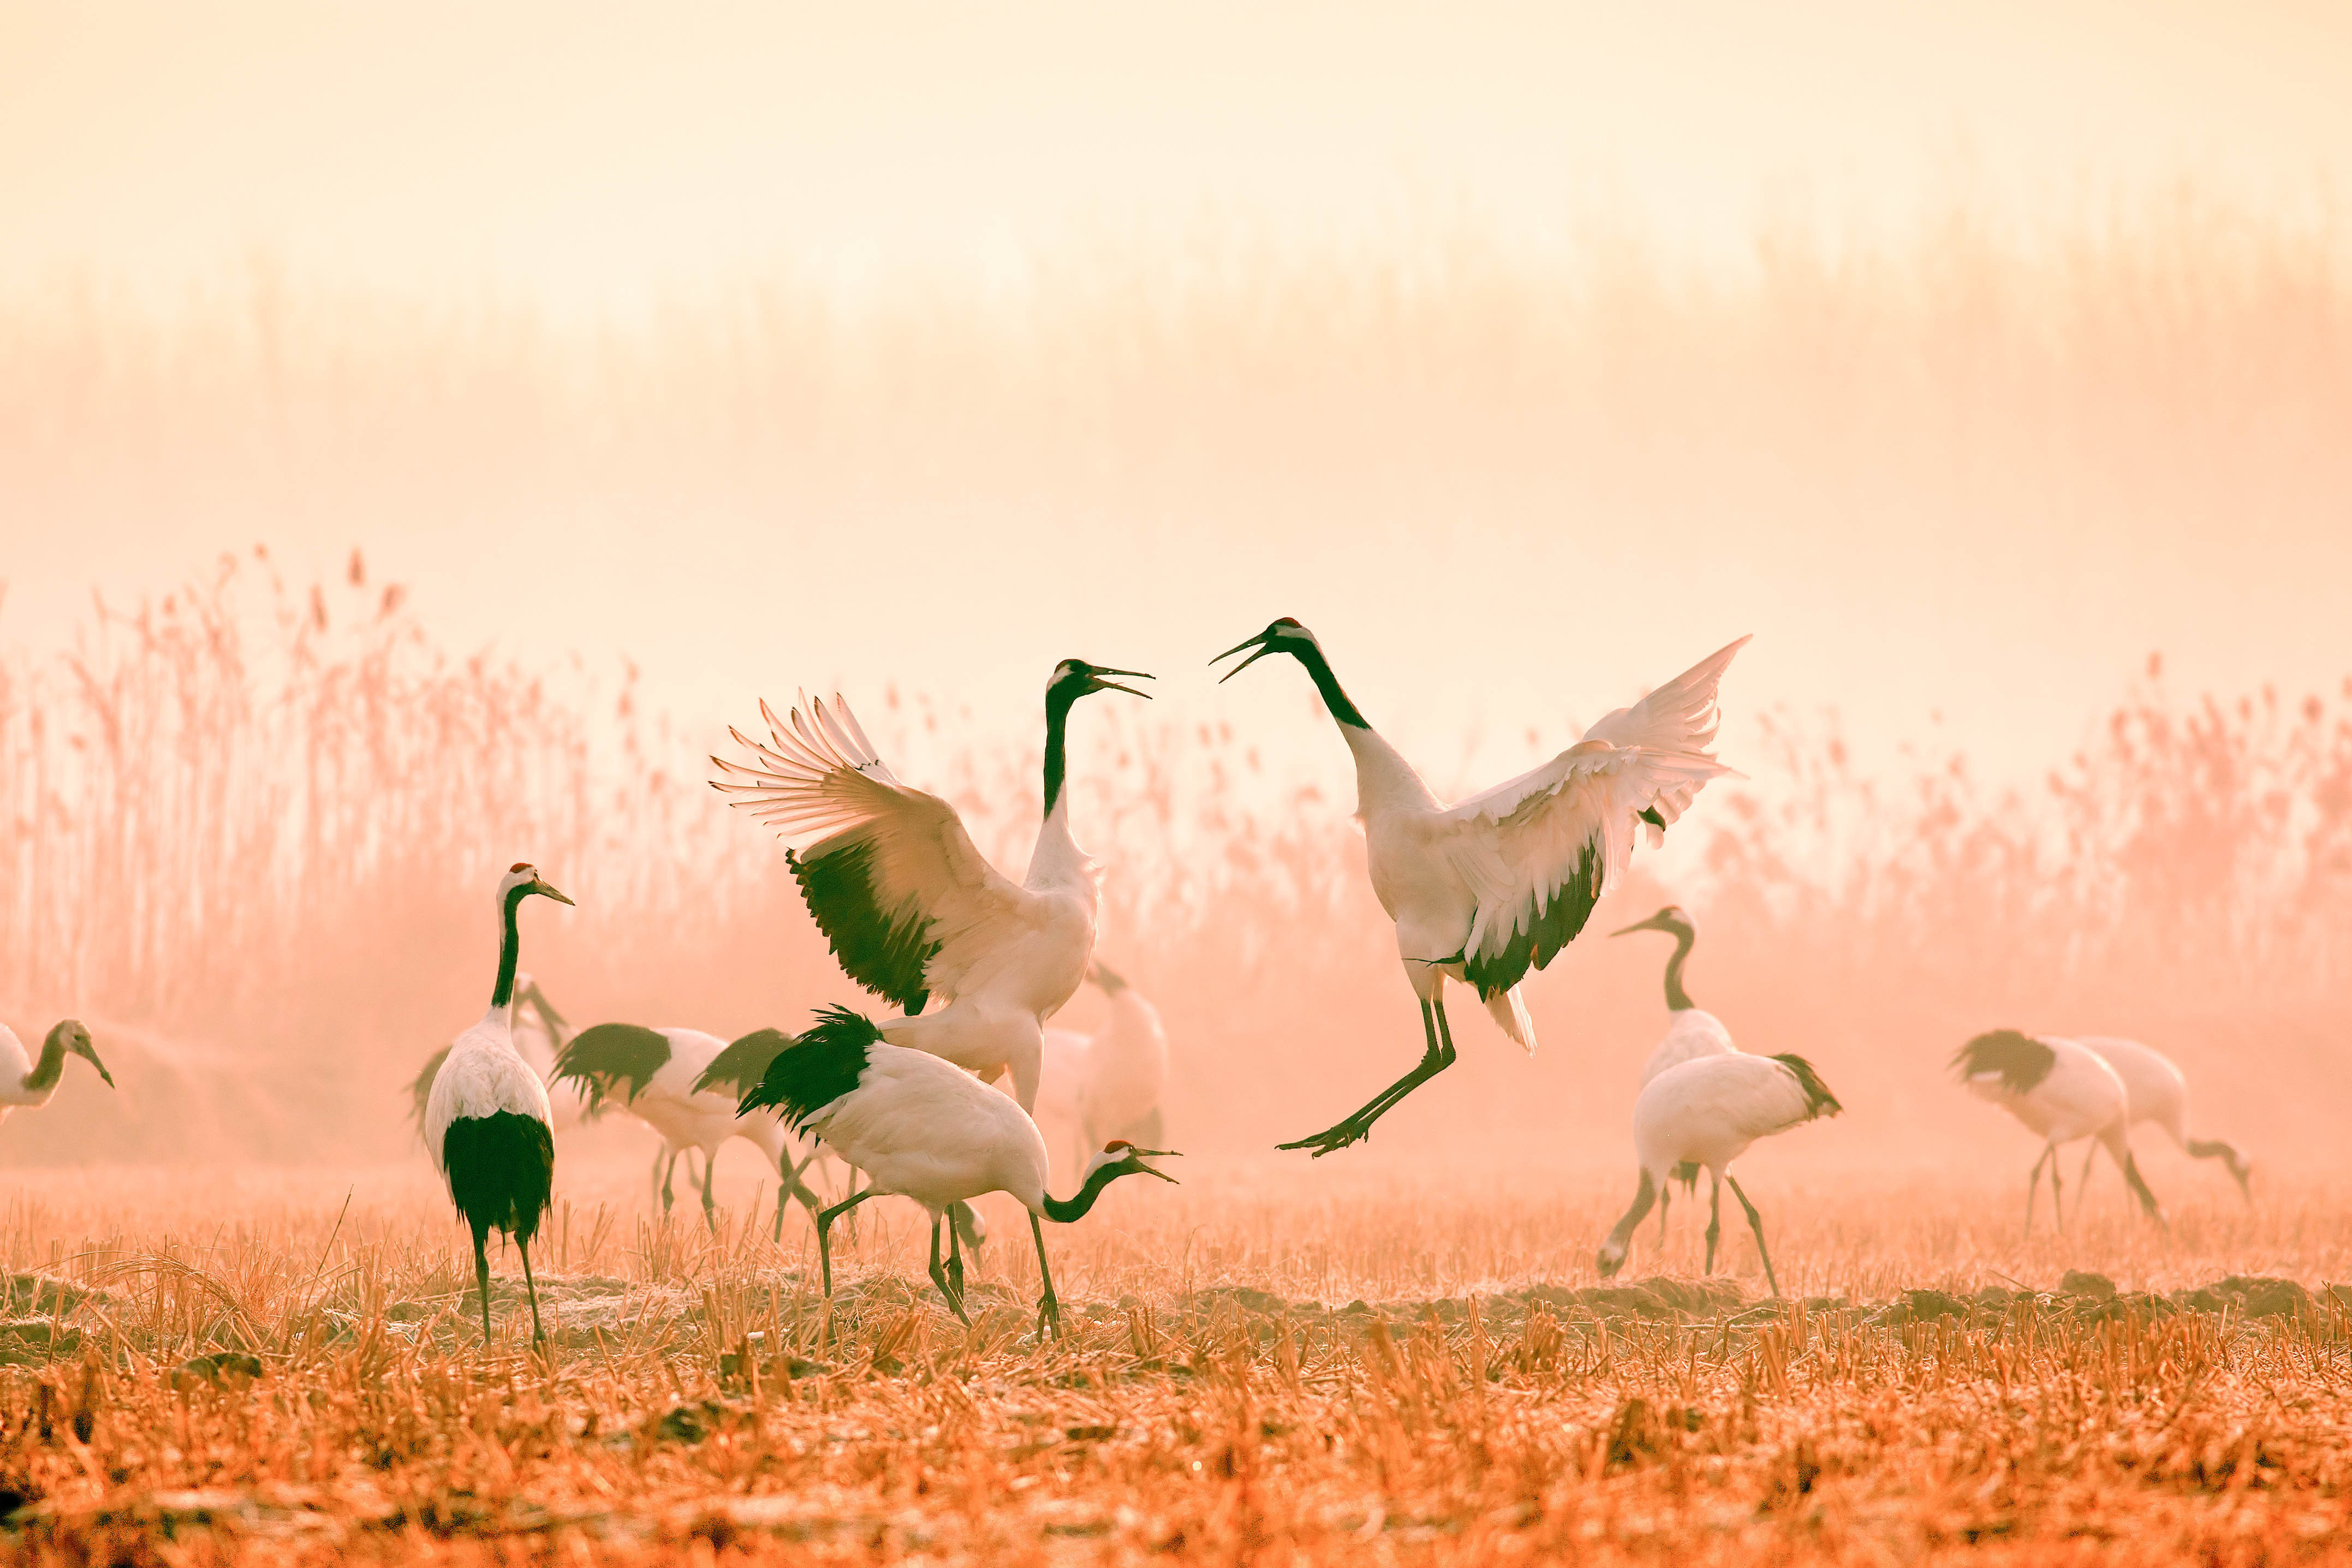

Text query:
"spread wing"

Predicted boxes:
[[1437, 636, 1747, 997], [711, 691, 1037, 1013]]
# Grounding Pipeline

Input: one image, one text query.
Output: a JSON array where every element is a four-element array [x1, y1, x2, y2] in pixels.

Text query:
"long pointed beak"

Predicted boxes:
[[1211, 635, 1274, 683], [1091, 670, 1153, 699], [1134, 1161, 1180, 1184], [80, 1048, 116, 1089], [532, 880, 576, 907], [1610, 918, 1660, 937]]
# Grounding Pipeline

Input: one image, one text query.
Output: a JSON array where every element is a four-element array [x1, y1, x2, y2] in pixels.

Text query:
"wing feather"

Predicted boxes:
[[712, 691, 1034, 1011], [1439, 637, 1747, 996]]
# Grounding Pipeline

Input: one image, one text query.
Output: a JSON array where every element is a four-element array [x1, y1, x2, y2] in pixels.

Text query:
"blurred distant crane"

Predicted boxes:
[[1595, 1052, 1842, 1296], [1213, 619, 1747, 1155], [421, 863, 571, 1343], [1612, 903, 1738, 1240], [2075, 1036, 2252, 1202], [709, 660, 1152, 1113], [552, 1023, 829, 1239], [0, 1018, 116, 1127], [1952, 1030, 2166, 1232], [737, 1006, 1178, 1335], [1032, 961, 1170, 1181]]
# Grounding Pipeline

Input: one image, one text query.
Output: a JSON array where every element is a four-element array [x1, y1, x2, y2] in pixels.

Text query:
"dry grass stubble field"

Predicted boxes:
[[0, 1142, 2347, 1564]]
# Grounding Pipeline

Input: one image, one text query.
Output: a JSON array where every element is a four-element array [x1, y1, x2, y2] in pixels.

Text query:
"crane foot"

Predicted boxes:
[[1277, 1118, 1373, 1157]]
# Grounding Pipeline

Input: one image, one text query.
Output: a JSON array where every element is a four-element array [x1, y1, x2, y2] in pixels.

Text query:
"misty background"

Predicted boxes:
[[0, 3, 2346, 1191]]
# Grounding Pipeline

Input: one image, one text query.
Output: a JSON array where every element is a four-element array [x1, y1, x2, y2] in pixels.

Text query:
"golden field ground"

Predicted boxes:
[[0, 1139, 2347, 1565]]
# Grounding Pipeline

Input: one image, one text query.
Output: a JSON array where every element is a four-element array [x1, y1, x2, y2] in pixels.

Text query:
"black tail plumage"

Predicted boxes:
[[1770, 1052, 1844, 1119], [1950, 1029, 2056, 1094], [694, 1027, 797, 1098], [739, 1006, 877, 1129], [551, 1023, 672, 1108]]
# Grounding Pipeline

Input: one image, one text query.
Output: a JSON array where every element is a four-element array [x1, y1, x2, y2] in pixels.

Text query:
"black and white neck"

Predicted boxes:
[[1038, 1153, 1163, 1223], [1286, 637, 1371, 731], [486, 862, 573, 1026]]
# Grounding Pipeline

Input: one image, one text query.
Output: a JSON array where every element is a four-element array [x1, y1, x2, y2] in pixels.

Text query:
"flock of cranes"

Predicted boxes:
[[2, 623, 2258, 1345]]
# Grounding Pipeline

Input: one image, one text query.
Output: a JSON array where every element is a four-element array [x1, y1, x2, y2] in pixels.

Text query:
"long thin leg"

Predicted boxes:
[[659, 1147, 680, 1214], [472, 1223, 495, 1343], [926, 1213, 971, 1325], [2050, 1148, 2067, 1234], [2121, 1154, 2166, 1226], [1279, 997, 1456, 1156], [699, 1147, 719, 1232], [775, 1146, 825, 1242], [1724, 1174, 1779, 1299], [1655, 1179, 1672, 1248], [1704, 1173, 1723, 1275], [2023, 1144, 2052, 1234], [1030, 1211, 1062, 1338], [518, 1235, 546, 1344], [814, 1189, 878, 1297], [946, 1207, 968, 1304], [2075, 1141, 2099, 1220]]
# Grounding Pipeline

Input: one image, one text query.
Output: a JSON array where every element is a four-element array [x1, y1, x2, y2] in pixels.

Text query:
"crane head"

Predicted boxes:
[[46, 1020, 114, 1089], [1086, 1138, 1181, 1184], [1610, 904, 1693, 939], [1211, 617, 1317, 683], [1051, 660, 1154, 702], [498, 862, 576, 908]]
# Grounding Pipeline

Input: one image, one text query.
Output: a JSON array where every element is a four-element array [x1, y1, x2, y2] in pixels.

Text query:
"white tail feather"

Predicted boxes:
[[1486, 986, 1538, 1054]]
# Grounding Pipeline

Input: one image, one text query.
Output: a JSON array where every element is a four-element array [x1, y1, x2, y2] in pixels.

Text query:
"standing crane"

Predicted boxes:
[[1952, 1029, 2165, 1232], [0, 1020, 116, 1126], [422, 863, 573, 1343], [1031, 961, 1170, 1181], [552, 1023, 830, 1239], [710, 660, 1152, 1112], [1213, 619, 1747, 1154], [1612, 903, 1738, 1241], [1595, 1052, 1842, 1296], [2075, 1035, 2251, 1201], [738, 1006, 1178, 1334]]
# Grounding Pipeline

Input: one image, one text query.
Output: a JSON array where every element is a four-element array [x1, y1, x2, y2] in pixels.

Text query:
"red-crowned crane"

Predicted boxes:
[[1031, 961, 1169, 1181], [422, 863, 573, 1343], [0, 1020, 115, 1126], [552, 1023, 830, 1239], [710, 660, 1150, 1112], [2075, 1035, 2251, 1202], [1213, 619, 1747, 1154], [1595, 1051, 1842, 1297], [1952, 1030, 2165, 1232], [739, 1006, 1178, 1335], [1612, 903, 1739, 1241]]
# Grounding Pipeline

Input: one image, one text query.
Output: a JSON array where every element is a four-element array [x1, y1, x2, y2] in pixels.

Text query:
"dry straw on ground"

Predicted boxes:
[[0, 1155, 2348, 1564]]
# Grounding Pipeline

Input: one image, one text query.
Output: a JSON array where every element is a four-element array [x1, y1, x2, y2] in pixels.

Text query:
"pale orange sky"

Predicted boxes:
[[6, 2, 2349, 305], [3, 1, 2349, 790]]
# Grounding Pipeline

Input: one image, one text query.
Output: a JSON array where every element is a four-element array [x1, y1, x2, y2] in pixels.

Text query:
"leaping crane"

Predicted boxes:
[[1213, 619, 1747, 1154]]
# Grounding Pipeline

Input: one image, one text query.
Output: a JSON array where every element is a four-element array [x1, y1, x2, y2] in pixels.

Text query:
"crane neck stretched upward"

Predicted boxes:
[[1285, 641, 1371, 731], [1660, 925, 1697, 1012], [489, 883, 533, 1016], [1041, 682, 1081, 821], [1038, 1159, 1144, 1224]]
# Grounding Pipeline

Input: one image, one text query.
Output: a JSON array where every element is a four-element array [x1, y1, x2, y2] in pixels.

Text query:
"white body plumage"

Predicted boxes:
[[424, 1009, 555, 1193], [1642, 1008, 1737, 1085], [1031, 965, 1169, 1179], [809, 1041, 1060, 1214], [1952, 1029, 2165, 1230]]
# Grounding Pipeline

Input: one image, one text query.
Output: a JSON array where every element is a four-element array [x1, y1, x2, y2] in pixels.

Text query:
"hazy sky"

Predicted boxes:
[[4, 1, 2348, 789], [7, 2, 2349, 304]]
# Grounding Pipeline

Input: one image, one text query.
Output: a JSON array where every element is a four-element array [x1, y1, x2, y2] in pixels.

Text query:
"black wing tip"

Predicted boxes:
[[1769, 1052, 1844, 1118]]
